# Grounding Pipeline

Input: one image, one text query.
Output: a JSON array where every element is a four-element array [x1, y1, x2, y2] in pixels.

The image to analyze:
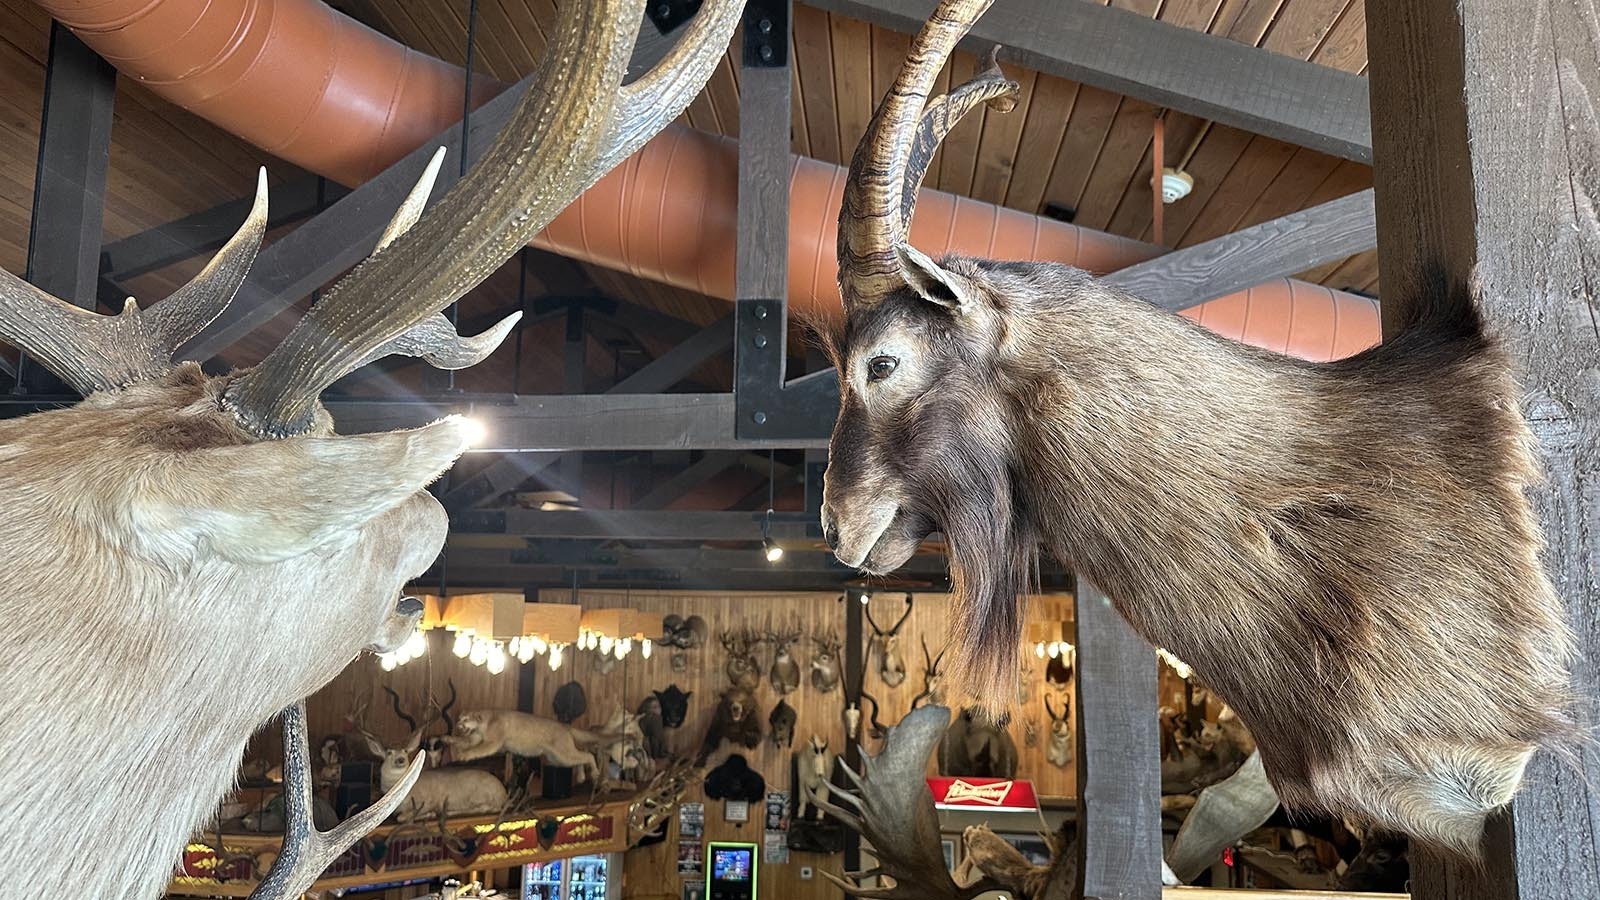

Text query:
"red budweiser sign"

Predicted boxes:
[[926, 777, 1040, 812]]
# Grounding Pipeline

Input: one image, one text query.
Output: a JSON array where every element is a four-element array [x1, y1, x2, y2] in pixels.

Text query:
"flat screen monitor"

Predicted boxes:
[[710, 847, 752, 882]]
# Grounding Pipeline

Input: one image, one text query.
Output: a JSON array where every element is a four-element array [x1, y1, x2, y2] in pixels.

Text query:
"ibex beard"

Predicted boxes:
[[0, 365, 467, 898], [819, 0, 1577, 856]]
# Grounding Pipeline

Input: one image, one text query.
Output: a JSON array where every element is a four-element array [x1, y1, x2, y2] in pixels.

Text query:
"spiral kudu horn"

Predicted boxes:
[[836, 0, 1017, 311], [223, 0, 746, 437]]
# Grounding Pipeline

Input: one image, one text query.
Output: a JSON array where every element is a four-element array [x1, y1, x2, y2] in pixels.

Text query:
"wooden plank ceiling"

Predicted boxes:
[[0, 0, 1377, 387]]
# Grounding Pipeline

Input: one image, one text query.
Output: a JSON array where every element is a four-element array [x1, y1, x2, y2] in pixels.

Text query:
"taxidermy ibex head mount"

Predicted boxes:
[[0, 2, 746, 896], [816, 0, 1574, 856]]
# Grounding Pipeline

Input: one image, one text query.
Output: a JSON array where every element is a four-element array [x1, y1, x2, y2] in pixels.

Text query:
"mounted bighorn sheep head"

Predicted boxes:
[[817, 0, 1574, 855], [764, 625, 803, 694], [864, 593, 914, 688], [719, 628, 763, 691], [809, 630, 843, 694], [0, 3, 745, 896]]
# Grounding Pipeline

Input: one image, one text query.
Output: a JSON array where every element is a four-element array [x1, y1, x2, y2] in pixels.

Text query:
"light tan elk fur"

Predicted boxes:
[[819, 0, 1576, 856], [0, 0, 746, 894], [0, 368, 462, 899]]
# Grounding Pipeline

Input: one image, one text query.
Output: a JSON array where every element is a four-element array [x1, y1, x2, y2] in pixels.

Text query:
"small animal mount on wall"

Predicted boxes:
[[938, 708, 1018, 779], [809, 630, 842, 693], [696, 687, 762, 765], [769, 699, 797, 748], [553, 681, 588, 725], [1045, 696, 1072, 768], [864, 594, 914, 688], [655, 684, 692, 729], [719, 628, 763, 691], [765, 625, 802, 694], [636, 695, 669, 759], [662, 614, 709, 672]]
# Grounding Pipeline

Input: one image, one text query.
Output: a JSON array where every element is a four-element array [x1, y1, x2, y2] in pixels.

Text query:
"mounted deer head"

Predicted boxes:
[[864, 593, 914, 688], [719, 628, 763, 690], [765, 625, 804, 694], [910, 637, 947, 710], [809, 630, 843, 693], [817, 0, 1573, 855], [0, 2, 745, 895]]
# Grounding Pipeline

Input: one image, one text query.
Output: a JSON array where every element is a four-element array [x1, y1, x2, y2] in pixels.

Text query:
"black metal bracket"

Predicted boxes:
[[648, 0, 704, 35], [742, 0, 789, 68]]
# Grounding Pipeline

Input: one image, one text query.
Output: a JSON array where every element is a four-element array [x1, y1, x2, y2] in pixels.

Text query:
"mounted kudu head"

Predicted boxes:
[[0, 2, 744, 896], [818, 0, 1574, 855]]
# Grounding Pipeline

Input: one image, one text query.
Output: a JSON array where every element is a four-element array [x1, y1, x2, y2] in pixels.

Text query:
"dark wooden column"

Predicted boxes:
[[1366, 1, 1599, 897], [1074, 582, 1161, 900], [15, 23, 116, 393]]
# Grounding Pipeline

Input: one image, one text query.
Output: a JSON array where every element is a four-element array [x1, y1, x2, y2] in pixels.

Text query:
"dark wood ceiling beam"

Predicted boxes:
[[1368, 0, 1599, 894], [453, 508, 820, 541], [1106, 189, 1376, 311], [804, 0, 1372, 163], [631, 450, 744, 510], [13, 25, 115, 393], [608, 313, 734, 393]]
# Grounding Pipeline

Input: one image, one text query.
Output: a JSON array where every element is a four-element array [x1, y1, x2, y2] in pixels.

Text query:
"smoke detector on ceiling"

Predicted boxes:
[[1160, 168, 1195, 204]]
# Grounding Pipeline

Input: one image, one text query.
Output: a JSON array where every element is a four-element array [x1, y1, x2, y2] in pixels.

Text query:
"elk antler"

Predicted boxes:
[[0, 172, 267, 395], [221, 0, 747, 437], [837, 0, 1017, 310], [249, 702, 423, 900], [812, 705, 1000, 899]]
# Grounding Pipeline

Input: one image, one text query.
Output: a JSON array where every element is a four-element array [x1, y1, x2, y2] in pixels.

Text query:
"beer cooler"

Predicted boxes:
[[520, 853, 620, 900]]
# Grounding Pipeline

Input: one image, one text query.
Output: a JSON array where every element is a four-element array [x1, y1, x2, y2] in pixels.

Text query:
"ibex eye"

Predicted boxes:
[[867, 356, 898, 382]]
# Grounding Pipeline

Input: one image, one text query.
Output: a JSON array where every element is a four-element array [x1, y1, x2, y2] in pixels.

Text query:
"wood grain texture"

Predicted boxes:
[[1107, 189, 1375, 311], [1074, 582, 1161, 900], [1368, 0, 1600, 897]]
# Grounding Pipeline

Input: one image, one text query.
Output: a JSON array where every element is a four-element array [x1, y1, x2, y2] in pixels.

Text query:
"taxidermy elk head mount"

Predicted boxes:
[[864, 593, 914, 688], [0, 2, 746, 896], [817, 0, 1574, 855]]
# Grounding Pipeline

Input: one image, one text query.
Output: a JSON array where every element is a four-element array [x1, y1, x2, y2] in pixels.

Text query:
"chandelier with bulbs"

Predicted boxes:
[[378, 593, 584, 676], [577, 608, 660, 662]]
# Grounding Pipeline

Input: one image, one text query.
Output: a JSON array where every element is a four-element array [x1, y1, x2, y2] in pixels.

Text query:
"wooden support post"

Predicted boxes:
[[1074, 581, 1161, 900], [1366, 0, 1599, 897], [842, 588, 865, 876], [16, 23, 115, 394], [561, 303, 587, 505]]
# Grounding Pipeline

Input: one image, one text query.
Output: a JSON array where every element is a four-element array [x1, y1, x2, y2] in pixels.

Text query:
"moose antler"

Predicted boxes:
[[217, 0, 745, 437], [837, 0, 1018, 309], [812, 705, 1000, 899], [249, 702, 422, 900]]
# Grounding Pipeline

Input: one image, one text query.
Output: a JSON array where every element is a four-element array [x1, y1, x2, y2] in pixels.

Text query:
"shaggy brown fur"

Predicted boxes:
[[820, 261, 1576, 854]]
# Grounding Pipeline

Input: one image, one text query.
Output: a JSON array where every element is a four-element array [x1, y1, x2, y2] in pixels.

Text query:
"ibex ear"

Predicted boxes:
[[897, 244, 981, 315], [137, 417, 472, 564]]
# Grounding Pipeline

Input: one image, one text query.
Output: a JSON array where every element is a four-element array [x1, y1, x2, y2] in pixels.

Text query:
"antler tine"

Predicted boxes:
[[249, 702, 423, 900], [384, 685, 417, 732], [0, 170, 267, 396], [890, 593, 915, 633], [223, 0, 721, 437], [897, 45, 1016, 232], [838, 0, 994, 309]]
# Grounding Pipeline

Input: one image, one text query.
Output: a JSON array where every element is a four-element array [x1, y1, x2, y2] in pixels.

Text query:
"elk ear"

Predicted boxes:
[[135, 417, 472, 564], [897, 244, 981, 315]]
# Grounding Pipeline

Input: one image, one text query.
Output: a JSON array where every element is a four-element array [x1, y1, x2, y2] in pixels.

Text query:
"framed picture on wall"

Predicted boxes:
[[941, 838, 958, 872], [682, 881, 705, 900], [724, 800, 750, 823]]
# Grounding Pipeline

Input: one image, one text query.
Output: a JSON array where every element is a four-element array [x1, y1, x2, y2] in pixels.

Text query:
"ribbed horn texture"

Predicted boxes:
[[837, 0, 998, 311]]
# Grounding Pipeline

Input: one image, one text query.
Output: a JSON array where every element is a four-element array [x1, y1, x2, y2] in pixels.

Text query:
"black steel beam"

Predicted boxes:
[[15, 24, 116, 394], [807, 0, 1372, 163], [451, 508, 823, 542]]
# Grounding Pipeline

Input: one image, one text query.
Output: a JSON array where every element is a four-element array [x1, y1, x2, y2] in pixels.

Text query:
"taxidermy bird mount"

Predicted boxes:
[[816, 0, 1574, 856]]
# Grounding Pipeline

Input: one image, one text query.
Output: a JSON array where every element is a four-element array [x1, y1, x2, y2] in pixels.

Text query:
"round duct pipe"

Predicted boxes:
[[34, 0, 1378, 362]]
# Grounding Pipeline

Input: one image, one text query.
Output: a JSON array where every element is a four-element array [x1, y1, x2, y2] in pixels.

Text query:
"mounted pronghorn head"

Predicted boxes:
[[0, 2, 745, 896], [864, 593, 914, 688], [818, 0, 1573, 856]]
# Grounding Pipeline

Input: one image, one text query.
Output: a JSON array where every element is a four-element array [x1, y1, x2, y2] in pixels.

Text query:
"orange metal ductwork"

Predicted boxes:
[[35, 0, 1378, 362]]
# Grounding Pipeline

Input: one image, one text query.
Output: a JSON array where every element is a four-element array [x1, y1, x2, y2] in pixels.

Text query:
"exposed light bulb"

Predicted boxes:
[[620, 637, 634, 656], [599, 635, 614, 655], [509, 636, 521, 655], [641, 638, 653, 660], [453, 632, 472, 658], [404, 630, 427, 658], [614, 641, 628, 660], [531, 636, 548, 655], [469, 639, 488, 666], [858, 592, 871, 605], [486, 649, 506, 675], [548, 644, 565, 670], [1048, 642, 1060, 659], [1035, 642, 1046, 659], [379, 654, 397, 672], [516, 643, 535, 664], [763, 537, 784, 562]]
